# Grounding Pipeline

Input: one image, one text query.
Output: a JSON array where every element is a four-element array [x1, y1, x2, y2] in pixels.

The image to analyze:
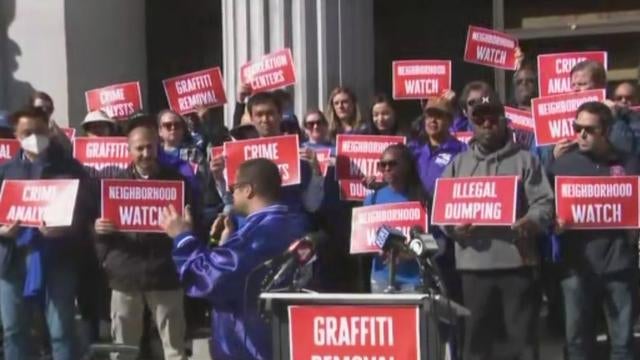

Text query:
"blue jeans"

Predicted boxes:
[[0, 254, 78, 360], [561, 269, 638, 360]]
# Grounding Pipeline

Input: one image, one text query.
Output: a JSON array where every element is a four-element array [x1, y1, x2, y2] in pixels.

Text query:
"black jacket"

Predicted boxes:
[[550, 148, 640, 274], [96, 163, 194, 292]]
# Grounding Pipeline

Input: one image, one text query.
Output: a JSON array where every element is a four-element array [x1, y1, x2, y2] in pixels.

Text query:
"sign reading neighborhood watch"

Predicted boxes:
[[288, 305, 421, 360], [101, 179, 184, 233], [335, 134, 406, 201], [392, 60, 451, 99], [240, 48, 296, 93], [531, 89, 605, 146], [555, 176, 639, 229], [163, 67, 227, 114], [464, 26, 519, 70], [85, 81, 143, 120], [0, 179, 80, 227], [431, 176, 518, 225]]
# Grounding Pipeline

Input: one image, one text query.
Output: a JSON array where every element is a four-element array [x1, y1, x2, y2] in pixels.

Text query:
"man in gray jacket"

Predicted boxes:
[[440, 92, 554, 360]]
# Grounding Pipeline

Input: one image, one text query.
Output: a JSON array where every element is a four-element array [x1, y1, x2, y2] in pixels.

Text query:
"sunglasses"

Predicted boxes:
[[572, 122, 601, 135], [305, 120, 326, 129], [613, 95, 634, 102], [470, 115, 500, 126], [161, 122, 183, 130], [377, 160, 398, 170]]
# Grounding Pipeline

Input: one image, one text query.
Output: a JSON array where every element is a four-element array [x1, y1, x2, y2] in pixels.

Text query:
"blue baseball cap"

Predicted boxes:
[[0, 111, 11, 130]]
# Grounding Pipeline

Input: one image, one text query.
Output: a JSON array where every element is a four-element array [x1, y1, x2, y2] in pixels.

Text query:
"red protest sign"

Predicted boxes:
[[630, 105, 640, 113], [162, 67, 227, 114], [312, 148, 332, 177], [223, 135, 300, 186], [453, 131, 473, 144], [85, 81, 143, 120], [432, 176, 518, 226], [101, 179, 184, 233], [350, 202, 428, 254], [73, 137, 129, 177], [555, 176, 639, 229], [537, 51, 607, 97], [392, 60, 451, 100], [0, 179, 79, 227], [62, 128, 76, 141], [289, 305, 420, 360], [240, 48, 296, 93], [210, 146, 224, 159], [335, 134, 406, 201], [505, 106, 534, 132], [532, 89, 605, 146], [464, 26, 518, 70], [0, 139, 20, 164]]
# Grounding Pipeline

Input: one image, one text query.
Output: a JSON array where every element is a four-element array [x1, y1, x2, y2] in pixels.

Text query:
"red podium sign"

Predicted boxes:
[[289, 305, 421, 360]]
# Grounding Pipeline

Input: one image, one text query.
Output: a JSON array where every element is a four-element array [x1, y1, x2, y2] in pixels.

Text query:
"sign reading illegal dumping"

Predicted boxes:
[[431, 176, 518, 226]]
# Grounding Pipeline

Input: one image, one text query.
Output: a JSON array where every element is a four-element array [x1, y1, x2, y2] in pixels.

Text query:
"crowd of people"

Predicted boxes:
[[0, 46, 639, 360]]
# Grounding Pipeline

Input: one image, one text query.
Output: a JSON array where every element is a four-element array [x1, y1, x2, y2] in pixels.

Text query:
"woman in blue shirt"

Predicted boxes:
[[363, 143, 427, 293]]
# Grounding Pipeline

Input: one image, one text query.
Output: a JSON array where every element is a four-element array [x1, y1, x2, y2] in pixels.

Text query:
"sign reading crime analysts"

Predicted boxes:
[[555, 176, 639, 229], [392, 60, 451, 100], [101, 179, 184, 233], [464, 25, 518, 70], [163, 67, 227, 114], [350, 202, 428, 254], [431, 176, 518, 225], [85, 81, 143, 120], [336, 134, 406, 201], [223, 135, 300, 186], [537, 51, 607, 97], [73, 137, 129, 178], [0, 179, 80, 227], [288, 305, 421, 360], [240, 48, 296, 93]]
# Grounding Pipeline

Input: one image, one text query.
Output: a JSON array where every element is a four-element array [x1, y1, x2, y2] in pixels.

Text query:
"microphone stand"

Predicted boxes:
[[384, 248, 399, 293]]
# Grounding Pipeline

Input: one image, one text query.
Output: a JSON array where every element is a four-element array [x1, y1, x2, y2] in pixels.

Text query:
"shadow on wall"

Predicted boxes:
[[1, 0, 35, 112]]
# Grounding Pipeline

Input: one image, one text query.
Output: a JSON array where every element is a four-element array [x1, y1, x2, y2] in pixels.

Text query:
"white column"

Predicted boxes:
[[221, 0, 374, 128]]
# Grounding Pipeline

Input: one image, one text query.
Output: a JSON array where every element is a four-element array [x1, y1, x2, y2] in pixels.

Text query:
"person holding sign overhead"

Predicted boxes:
[[160, 158, 308, 360], [94, 117, 196, 360], [210, 92, 324, 225], [0, 106, 97, 360], [549, 101, 640, 360], [439, 92, 554, 360]]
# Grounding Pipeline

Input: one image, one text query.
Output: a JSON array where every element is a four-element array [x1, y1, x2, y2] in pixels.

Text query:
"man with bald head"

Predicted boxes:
[[94, 114, 193, 359]]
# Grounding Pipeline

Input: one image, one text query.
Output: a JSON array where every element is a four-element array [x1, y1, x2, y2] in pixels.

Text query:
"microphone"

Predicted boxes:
[[374, 225, 407, 252], [408, 226, 440, 258], [261, 231, 325, 291]]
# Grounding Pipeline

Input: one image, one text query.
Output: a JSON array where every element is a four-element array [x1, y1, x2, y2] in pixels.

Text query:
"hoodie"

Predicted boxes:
[[440, 131, 555, 270]]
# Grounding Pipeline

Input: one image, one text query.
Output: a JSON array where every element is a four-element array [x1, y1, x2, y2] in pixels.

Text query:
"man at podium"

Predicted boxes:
[[159, 158, 307, 359]]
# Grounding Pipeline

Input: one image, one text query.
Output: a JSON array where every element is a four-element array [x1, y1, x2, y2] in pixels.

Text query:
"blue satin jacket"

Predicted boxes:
[[172, 204, 307, 359]]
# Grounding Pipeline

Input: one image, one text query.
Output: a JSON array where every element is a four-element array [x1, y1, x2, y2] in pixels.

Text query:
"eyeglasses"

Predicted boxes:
[[377, 160, 398, 170], [161, 122, 182, 130], [229, 182, 250, 193], [305, 120, 326, 129], [470, 115, 500, 126], [613, 95, 635, 102], [572, 122, 601, 135]]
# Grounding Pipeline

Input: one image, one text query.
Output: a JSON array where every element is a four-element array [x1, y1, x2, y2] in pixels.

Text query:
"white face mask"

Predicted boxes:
[[20, 134, 50, 155]]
